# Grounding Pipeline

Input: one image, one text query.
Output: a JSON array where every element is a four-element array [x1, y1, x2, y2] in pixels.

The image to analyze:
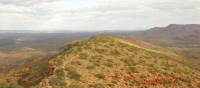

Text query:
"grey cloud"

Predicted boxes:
[[0, 0, 60, 6], [147, 0, 200, 11], [0, 0, 200, 31]]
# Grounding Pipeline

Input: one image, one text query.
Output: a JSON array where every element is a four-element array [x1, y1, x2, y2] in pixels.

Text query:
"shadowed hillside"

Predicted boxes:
[[19, 35, 200, 88]]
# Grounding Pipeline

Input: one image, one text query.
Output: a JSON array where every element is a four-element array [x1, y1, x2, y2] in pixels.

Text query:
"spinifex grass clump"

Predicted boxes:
[[0, 82, 23, 88], [56, 68, 65, 80], [95, 73, 106, 80], [123, 59, 137, 73], [65, 66, 81, 80], [79, 52, 88, 60], [86, 65, 95, 69], [67, 84, 85, 88], [105, 59, 113, 67], [90, 83, 106, 88]]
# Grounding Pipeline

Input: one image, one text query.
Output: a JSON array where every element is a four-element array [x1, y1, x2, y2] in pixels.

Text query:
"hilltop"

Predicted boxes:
[[3, 35, 200, 88]]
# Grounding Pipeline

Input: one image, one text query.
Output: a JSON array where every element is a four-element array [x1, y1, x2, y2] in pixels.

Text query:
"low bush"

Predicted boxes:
[[86, 65, 95, 69], [79, 53, 88, 60], [95, 48, 106, 53], [0, 82, 23, 88], [56, 68, 65, 80], [71, 61, 81, 65], [95, 73, 105, 80], [105, 59, 113, 67], [49, 78, 66, 86], [123, 59, 137, 73], [110, 49, 120, 56], [66, 67, 81, 80], [91, 83, 105, 88], [67, 84, 85, 88]]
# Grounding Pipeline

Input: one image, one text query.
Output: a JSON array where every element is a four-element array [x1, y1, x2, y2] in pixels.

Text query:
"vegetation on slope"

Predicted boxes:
[[1, 35, 199, 88], [41, 35, 200, 88]]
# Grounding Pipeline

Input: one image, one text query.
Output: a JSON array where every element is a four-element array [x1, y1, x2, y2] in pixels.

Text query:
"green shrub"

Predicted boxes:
[[93, 62, 100, 67], [123, 59, 137, 73], [123, 59, 136, 66], [91, 83, 105, 88], [71, 61, 81, 65], [0, 82, 23, 88], [95, 73, 105, 80], [56, 68, 65, 80], [105, 59, 113, 67], [30, 85, 40, 88], [66, 67, 81, 80], [148, 66, 159, 74], [129, 80, 139, 86], [128, 66, 137, 73], [67, 84, 85, 88], [105, 62, 113, 67], [0, 82, 9, 88], [138, 59, 145, 64], [110, 49, 120, 56], [79, 53, 88, 60], [74, 47, 82, 52], [95, 48, 106, 53], [33, 63, 48, 74], [86, 65, 95, 69], [49, 78, 66, 86], [111, 80, 117, 84]]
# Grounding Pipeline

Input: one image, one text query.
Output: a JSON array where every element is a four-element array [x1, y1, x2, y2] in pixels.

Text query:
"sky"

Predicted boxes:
[[0, 0, 200, 31]]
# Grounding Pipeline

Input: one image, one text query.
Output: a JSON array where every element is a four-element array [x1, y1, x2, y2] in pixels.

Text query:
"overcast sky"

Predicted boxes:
[[0, 0, 200, 31]]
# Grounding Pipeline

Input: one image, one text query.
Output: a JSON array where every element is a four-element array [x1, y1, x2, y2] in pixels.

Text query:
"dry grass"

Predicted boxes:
[[18, 35, 200, 88]]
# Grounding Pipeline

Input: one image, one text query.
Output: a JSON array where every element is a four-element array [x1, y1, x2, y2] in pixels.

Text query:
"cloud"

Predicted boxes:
[[0, 0, 61, 6], [0, 0, 200, 31]]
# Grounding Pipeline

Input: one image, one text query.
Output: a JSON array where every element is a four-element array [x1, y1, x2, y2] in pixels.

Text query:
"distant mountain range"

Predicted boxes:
[[131, 24, 200, 48]]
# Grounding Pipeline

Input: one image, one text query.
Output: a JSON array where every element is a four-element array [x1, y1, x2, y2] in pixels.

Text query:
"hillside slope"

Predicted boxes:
[[129, 24, 200, 70], [27, 35, 199, 88]]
